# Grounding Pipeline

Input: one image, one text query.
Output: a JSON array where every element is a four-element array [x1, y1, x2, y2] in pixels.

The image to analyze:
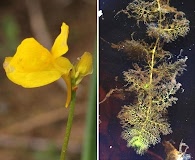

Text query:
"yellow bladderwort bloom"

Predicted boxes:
[[3, 22, 93, 107]]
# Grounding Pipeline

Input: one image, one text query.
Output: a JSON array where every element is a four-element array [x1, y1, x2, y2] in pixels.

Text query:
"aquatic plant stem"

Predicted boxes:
[[149, 38, 159, 85], [60, 90, 76, 160], [142, 38, 159, 128]]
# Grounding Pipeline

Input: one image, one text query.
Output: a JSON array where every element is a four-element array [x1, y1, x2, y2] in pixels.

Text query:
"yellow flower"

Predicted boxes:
[[3, 22, 93, 108]]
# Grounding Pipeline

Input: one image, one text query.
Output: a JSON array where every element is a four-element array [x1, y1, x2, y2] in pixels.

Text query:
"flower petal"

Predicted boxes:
[[51, 22, 69, 58], [74, 52, 93, 85], [4, 67, 62, 88], [3, 38, 62, 87], [6, 38, 52, 72], [54, 57, 73, 75]]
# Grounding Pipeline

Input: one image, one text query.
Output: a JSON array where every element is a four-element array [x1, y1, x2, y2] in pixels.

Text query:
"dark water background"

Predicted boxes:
[[99, 0, 195, 159]]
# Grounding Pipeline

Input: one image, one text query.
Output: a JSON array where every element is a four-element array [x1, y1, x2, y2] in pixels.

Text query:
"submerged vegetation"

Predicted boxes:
[[113, 0, 190, 155]]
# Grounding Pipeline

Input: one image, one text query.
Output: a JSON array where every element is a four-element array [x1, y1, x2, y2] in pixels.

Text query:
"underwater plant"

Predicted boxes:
[[113, 0, 190, 155]]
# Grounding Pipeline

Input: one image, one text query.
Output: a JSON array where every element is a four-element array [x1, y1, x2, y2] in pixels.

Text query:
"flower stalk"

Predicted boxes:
[[60, 90, 76, 160]]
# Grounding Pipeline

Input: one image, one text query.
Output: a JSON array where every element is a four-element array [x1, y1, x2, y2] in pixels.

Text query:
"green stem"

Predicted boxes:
[[60, 90, 76, 160]]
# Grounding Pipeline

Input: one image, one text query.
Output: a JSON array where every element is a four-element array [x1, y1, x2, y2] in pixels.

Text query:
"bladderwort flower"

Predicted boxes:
[[3, 22, 93, 108]]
